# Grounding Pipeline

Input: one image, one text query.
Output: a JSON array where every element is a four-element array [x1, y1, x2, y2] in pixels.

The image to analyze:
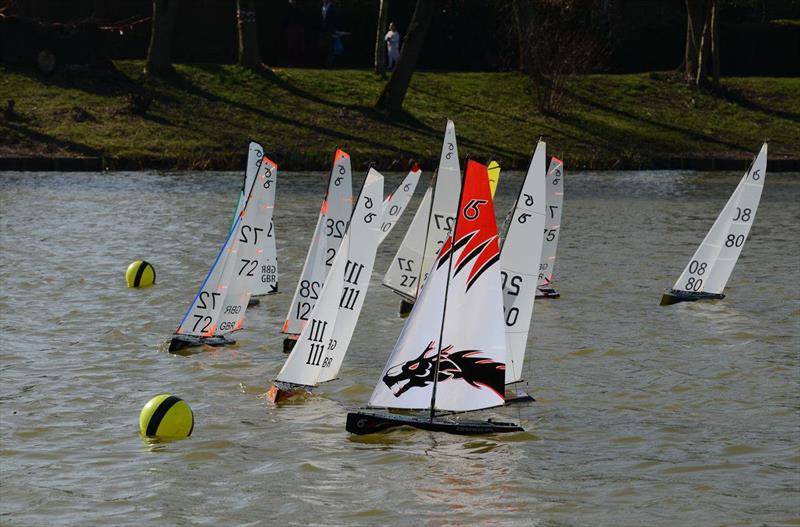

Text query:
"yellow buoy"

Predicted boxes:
[[126, 260, 156, 288], [139, 394, 194, 439]]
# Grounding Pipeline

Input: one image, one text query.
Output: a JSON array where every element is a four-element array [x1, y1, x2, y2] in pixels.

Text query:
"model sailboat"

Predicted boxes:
[[347, 160, 523, 435], [536, 156, 564, 299], [383, 120, 462, 316], [169, 156, 279, 352], [377, 165, 421, 245], [234, 142, 279, 299], [282, 149, 353, 352], [500, 142, 547, 403], [661, 143, 767, 306], [268, 170, 384, 402]]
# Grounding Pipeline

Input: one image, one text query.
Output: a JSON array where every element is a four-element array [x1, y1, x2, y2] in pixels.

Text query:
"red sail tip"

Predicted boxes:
[[261, 155, 278, 169], [334, 148, 350, 160]]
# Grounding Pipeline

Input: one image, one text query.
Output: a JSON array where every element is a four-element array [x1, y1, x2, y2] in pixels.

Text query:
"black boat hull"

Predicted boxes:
[[283, 336, 298, 353], [346, 411, 524, 435], [168, 334, 235, 353], [660, 289, 725, 306], [536, 287, 560, 299], [398, 299, 414, 318]]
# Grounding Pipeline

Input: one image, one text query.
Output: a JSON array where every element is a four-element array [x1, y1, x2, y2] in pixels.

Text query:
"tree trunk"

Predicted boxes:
[[685, 0, 719, 87], [511, 0, 529, 73], [375, 0, 436, 115], [374, 0, 389, 75], [237, 0, 262, 69], [145, 0, 179, 76], [710, 1, 720, 86]]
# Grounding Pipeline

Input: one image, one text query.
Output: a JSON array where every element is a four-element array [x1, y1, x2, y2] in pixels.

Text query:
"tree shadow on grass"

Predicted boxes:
[[3, 120, 101, 157], [564, 89, 750, 153]]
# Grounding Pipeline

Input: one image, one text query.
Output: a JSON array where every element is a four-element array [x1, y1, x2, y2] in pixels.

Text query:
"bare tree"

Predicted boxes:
[[374, 0, 390, 75], [513, 0, 609, 115], [685, 0, 720, 87], [375, 0, 436, 115], [237, 0, 262, 69], [145, 0, 179, 76]]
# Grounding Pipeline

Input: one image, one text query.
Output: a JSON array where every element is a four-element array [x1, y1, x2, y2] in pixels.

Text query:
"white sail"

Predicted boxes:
[[277, 170, 384, 386], [369, 160, 506, 412], [382, 185, 432, 300], [233, 141, 264, 220], [382, 120, 461, 299], [175, 159, 271, 338], [538, 157, 564, 288], [317, 170, 384, 382], [671, 143, 767, 295], [419, 119, 462, 284], [231, 143, 278, 296], [283, 149, 353, 335], [500, 142, 547, 384], [377, 166, 421, 245]]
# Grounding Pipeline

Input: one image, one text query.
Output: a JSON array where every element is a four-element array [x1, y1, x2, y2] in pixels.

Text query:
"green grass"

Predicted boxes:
[[1, 61, 798, 170]]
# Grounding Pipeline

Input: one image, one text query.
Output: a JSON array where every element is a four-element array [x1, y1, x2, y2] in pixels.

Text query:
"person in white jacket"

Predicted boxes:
[[385, 22, 400, 70]]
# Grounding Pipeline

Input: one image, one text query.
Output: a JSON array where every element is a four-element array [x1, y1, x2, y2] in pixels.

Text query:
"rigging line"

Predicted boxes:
[[415, 171, 438, 300], [429, 159, 469, 422]]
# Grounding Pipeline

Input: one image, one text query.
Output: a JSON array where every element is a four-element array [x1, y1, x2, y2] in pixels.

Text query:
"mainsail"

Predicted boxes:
[[383, 120, 461, 301], [275, 170, 384, 387], [500, 142, 547, 384], [174, 156, 278, 339], [368, 160, 506, 412], [377, 166, 421, 245], [662, 143, 767, 304], [283, 149, 353, 335], [538, 157, 564, 290]]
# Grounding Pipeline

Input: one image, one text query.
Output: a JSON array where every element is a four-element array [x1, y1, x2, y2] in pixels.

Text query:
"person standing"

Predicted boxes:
[[385, 22, 400, 71], [320, 0, 338, 67]]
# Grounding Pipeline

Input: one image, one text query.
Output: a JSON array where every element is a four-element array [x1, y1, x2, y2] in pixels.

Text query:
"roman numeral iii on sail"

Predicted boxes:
[[267, 169, 385, 401]]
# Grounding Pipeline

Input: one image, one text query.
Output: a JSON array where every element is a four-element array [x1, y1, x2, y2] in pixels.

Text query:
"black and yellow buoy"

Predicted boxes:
[[139, 394, 194, 439], [126, 260, 156, 288]]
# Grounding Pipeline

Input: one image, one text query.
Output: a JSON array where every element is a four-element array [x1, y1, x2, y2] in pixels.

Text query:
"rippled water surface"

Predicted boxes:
[[1, 170, 798, 526]]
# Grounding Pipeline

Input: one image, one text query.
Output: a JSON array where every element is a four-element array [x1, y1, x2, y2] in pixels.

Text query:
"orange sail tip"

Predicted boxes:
[[282, 320, 289, 332], [551, 156, 564, 164], [334, 148, 350, 160], [234, 319, 243, 331], [320, 199, 329, 214], [261, 155, 278, 169]]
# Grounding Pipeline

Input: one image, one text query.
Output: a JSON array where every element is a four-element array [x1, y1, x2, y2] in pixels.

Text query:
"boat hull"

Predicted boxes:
[[168, 334, 235, 353], [346, 410, 524, 435], [398, 299, 414, 318], [504, 386, 535, 405], [660, 289, 725, 306], [266, 382, 312, 403], [535, 287, 560, 299], [282, 336, 299, 353]]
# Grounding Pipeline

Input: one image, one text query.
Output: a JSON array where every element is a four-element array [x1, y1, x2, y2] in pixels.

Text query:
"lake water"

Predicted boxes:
[[1, 170, 798, 526]]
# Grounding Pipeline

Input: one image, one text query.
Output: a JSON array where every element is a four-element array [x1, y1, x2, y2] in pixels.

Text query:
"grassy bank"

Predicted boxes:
[[1, 61, 798, 171]]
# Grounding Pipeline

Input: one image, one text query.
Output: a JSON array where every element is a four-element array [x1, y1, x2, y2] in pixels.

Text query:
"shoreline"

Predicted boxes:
[[1, 155, 798, 173]]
